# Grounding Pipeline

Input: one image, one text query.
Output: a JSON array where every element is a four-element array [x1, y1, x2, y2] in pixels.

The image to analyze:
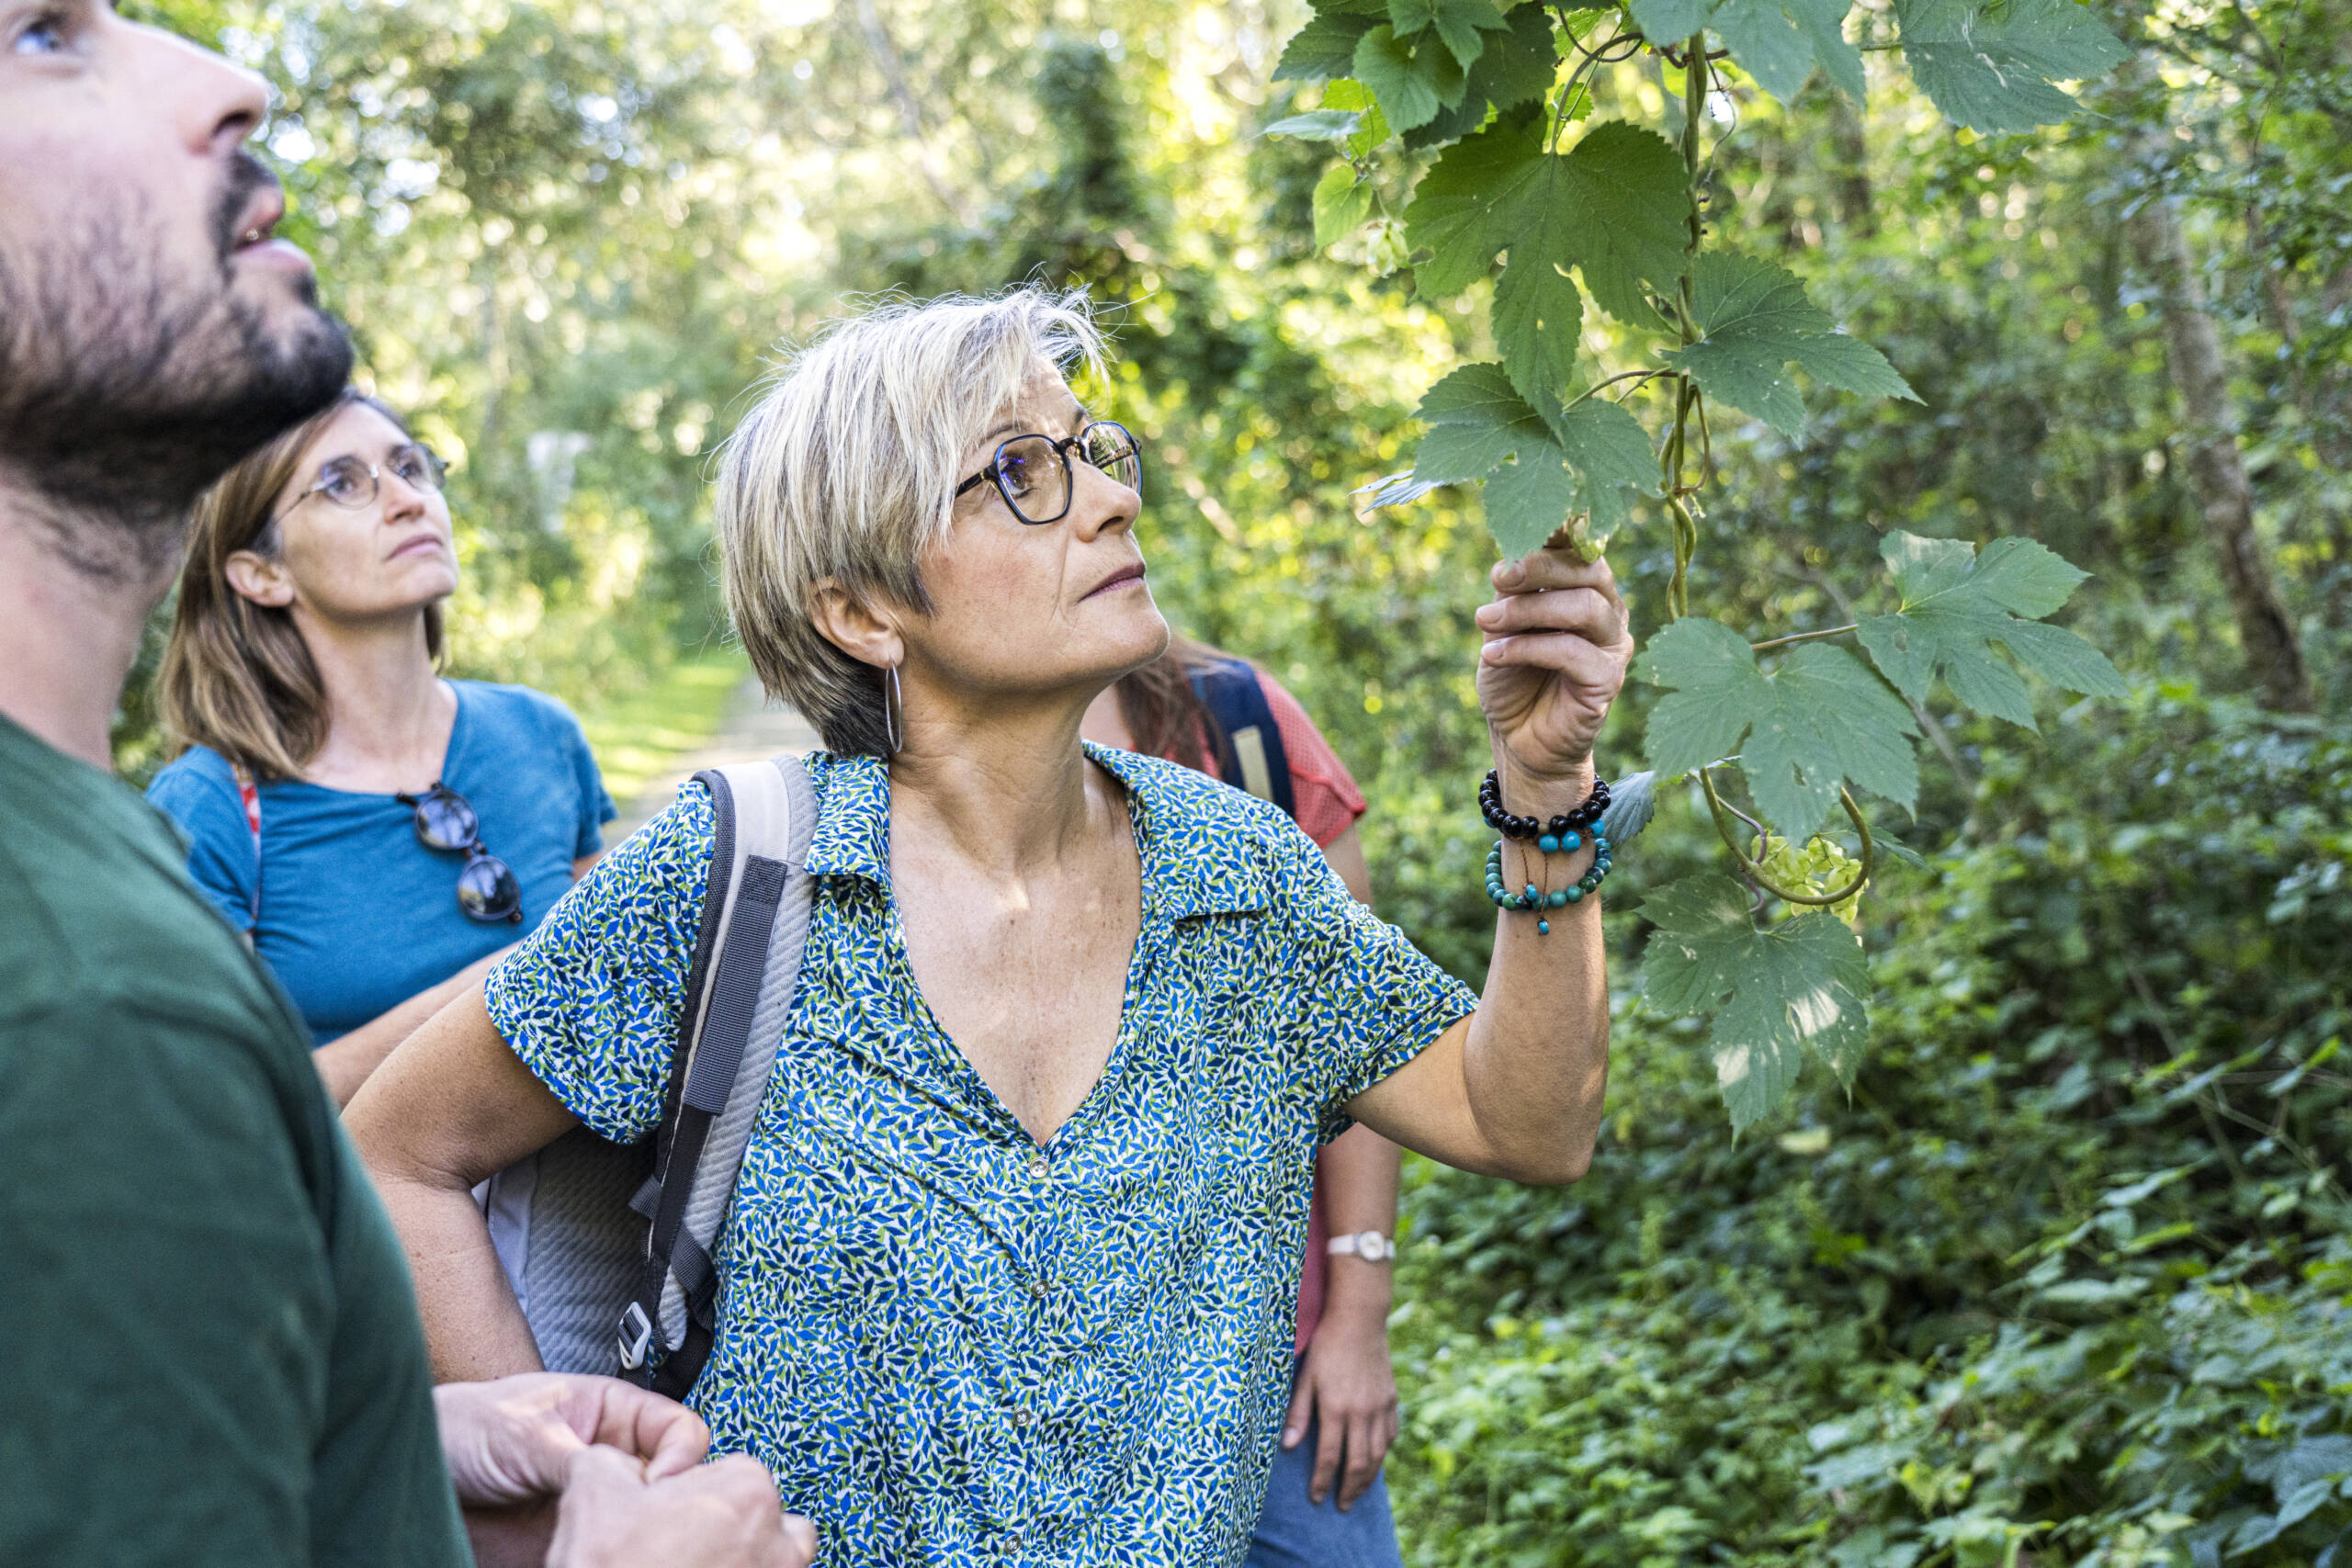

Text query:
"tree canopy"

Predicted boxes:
[[121, 0, 2352, 1558]]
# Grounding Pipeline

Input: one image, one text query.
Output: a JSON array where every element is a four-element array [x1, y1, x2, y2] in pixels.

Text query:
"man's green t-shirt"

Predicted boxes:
[[0, 715, 469, 1568]]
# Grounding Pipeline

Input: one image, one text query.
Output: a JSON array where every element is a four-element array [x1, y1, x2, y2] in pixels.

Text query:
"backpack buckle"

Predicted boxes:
[[617, 1301, 654, 1371]]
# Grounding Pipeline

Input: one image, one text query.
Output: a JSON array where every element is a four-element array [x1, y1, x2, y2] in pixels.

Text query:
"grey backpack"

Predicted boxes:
[[482, 754, 817, 1399]]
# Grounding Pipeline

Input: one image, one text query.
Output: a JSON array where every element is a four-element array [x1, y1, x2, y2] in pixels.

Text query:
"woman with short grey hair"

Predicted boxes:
[[350, 287, 1634, 1567]]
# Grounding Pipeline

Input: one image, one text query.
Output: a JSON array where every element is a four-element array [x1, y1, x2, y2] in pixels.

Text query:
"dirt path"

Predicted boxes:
[[607, 675, 822, 843]]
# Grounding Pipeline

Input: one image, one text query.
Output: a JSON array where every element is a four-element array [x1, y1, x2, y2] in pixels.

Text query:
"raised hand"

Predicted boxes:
[[1473, 540, 1634, 788]]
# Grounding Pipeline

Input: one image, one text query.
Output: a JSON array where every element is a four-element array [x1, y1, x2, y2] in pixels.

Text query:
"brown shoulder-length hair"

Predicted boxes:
[[1114, 631, 1240, 768], [158, 388, 445, 781]]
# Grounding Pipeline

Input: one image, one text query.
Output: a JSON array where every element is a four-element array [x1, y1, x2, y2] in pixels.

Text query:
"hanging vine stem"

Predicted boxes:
[[1701, 773, 1880, 906], [1653, 35, 1876, 905], [1749, 623, 1858, 652]]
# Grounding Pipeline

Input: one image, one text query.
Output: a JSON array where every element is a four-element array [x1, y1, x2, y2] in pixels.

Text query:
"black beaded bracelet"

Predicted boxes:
[[1477, 770, 1611, 842]]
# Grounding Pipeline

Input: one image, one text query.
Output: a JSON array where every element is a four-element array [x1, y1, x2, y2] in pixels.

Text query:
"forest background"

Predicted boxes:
[[116, 0, 2351, 1561]]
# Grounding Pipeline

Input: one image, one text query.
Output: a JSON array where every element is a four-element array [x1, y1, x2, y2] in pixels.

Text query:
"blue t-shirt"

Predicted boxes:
[[148, 681, 616, 1043]]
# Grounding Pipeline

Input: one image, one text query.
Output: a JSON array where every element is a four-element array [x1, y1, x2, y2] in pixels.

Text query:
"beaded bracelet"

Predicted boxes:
[[1483, 833, 1612, 934], [1478, 770, 1610, 843]]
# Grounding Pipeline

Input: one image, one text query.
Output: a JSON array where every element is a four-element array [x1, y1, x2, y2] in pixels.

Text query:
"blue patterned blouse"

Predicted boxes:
[[484, 743, 1476, 1568]]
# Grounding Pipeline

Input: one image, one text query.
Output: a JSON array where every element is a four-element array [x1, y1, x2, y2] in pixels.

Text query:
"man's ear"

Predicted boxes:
[[224, 550, 296, 609], [807, 578, 906, 671]]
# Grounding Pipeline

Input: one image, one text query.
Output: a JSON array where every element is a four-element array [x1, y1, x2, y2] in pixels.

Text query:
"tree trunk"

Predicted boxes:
[[2130, 151, 2315, 713]]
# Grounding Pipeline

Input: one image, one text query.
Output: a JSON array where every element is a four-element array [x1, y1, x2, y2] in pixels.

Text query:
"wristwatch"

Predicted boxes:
[[1326, 1230, 1396, 1263]]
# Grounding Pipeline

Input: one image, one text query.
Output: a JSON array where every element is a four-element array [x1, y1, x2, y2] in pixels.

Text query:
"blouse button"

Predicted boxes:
[[1027, 1280, 1047, 1300], [1026, 1150, 1049, 1181]]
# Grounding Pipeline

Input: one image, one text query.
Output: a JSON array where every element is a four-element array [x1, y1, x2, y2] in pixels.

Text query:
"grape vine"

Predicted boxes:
[[1269, 0, 2135, 1129]]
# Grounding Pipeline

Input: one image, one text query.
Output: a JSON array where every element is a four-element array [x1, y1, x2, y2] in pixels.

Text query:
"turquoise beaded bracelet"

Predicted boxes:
[[1483, 831, 1612, 934]]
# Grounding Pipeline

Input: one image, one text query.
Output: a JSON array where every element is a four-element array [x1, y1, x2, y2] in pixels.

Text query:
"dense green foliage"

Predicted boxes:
[[119, 0, 2352, 1559]]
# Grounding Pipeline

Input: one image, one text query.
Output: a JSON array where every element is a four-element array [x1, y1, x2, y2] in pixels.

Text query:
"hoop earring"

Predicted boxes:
[[883, 663, 904, 756]]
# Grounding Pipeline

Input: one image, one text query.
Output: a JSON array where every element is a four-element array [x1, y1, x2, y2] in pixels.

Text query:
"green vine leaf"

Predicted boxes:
[[1318, 79, 1395, 157], [1400, 365, 1657, 554], [1388, 0, 1510, 70], [1485, 449, 1580, 557], [1313, 164, 1377, 248], [1856, 532, 2128, 728], [1893, 0, 2131, 133], [1546, 396, 1658, 538], [1353, 24, 1467, 132], [1405, 118, 1692, 377], [1273, 11, 1380, 82], [1467, 0, 1565, 112], [1638, 874, 1871, 1133], [1396, 4, 1564, 151], [1409, 363, 1555, 484], [1661, 253, 1917, 436], [1630, 0, 1865, 104], [1639, 616, 1919, 838], [1493, 254, 1583, 411]]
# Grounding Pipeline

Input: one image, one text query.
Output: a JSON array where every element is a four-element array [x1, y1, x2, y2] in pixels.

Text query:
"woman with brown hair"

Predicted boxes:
[[147, 388, 615, 1106], [1085, 639, 1408, 1567]]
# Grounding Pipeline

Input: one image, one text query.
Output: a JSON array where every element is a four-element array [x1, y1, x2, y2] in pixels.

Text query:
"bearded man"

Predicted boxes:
[[0, 6, 812, 1565]]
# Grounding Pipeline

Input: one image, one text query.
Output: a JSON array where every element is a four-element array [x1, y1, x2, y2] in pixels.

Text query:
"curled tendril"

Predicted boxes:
[[1699, 772, 1878, 908]]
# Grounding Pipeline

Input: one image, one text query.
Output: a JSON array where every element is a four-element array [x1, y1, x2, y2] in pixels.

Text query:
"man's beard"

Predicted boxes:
[[0, 153, 355, 582]]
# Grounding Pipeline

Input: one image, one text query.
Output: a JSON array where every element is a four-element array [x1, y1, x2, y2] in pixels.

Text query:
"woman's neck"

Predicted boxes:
[[887, 683, 1121, 878], [294, 608, 452, 793]]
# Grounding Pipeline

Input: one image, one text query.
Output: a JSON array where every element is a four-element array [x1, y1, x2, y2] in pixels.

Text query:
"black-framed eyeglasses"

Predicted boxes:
[[953, 420, 1143, 525], [273, 442, 447, 528], [395, 783, 523, 924]]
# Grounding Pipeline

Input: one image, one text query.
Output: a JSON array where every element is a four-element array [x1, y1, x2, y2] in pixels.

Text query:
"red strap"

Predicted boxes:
[[235, 773, 261, 844], [231, 763, 263, 929]]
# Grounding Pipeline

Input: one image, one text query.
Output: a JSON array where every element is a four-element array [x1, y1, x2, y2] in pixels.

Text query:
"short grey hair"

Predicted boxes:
[[714, 287, 1110, 755]]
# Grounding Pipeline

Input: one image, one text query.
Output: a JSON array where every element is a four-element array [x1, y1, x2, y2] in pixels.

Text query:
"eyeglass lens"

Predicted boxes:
[[314, 444, 445, 509], [406, 785, 523, 923], [457, 851, 524, 924], [991, 423, 1141, 525], [411, 787, 480, 853]]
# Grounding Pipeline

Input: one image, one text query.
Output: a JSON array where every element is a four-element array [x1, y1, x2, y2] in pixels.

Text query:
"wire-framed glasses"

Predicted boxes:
[[273, 442, 447, 527], [953, 420, 1143, 525]]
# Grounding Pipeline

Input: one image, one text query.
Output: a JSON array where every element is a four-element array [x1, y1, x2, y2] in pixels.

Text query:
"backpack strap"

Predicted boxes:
[[619, 753, 817, 1397], [1186, 658, 1297, 820]]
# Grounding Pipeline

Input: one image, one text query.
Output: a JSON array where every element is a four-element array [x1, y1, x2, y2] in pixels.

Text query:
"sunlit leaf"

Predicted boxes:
[[1319, 79, 1395, 155], [1313, 164, 1377, 249], [1639, 874, 1871, 1132]]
